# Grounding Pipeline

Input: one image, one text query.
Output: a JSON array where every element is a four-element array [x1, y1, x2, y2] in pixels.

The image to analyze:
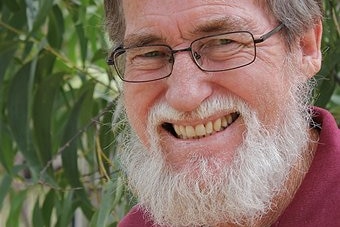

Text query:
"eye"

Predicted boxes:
[[140, 50, 167, 58], [218, 39, 233, 45], [199, 38, 235, 50]]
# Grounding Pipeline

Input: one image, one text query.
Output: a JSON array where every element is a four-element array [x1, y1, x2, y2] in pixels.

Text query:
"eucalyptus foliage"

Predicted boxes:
[[0, 0, 339, 227]]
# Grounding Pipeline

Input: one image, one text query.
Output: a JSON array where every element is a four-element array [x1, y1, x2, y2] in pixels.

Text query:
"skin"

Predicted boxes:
[[122, 0, 322, 170]]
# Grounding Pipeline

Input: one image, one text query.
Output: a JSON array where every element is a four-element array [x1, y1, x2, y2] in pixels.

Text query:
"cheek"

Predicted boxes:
[[214, 66, 290, 126], [124, 92, 148, 141], [244, 76, 291, 125], [123, 83, 165, 146]]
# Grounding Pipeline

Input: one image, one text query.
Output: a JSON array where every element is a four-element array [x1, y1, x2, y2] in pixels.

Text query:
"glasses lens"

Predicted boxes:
[[192, 31, 255, 71], [114, 45, 173, 82]]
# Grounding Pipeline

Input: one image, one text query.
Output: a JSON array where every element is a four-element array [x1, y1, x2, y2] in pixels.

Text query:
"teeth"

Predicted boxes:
[[221, 117, 228, 127], [180, 125, 187, 139], [205, 121, 213, 134], [213, 118, 222, 132], [185, 126, 195, 138], [227, 115, 233, 124], [174, 125, 181, 136], [172, 112, 239, 139], [195, 124, 206, 137]]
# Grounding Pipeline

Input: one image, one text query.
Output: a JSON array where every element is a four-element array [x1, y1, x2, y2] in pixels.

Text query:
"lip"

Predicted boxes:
[[158, 113, 245, 168]]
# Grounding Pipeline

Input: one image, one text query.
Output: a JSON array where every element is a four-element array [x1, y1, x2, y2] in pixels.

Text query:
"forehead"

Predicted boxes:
[[122, 0, 273, 46]]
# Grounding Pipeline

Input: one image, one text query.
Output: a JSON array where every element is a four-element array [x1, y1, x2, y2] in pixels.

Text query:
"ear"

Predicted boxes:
[[299, 20, 323, 78]]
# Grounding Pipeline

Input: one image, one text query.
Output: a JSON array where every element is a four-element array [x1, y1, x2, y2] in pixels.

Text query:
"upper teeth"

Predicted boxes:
[[173, 113, 239, 139]]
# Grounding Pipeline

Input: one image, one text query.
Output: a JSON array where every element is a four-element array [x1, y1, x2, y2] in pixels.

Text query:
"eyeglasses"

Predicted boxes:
[[107, 24, 284, 83]]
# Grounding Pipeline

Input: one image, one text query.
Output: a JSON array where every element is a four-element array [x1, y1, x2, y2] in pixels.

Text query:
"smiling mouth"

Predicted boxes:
[[162, 112, 240, 139]]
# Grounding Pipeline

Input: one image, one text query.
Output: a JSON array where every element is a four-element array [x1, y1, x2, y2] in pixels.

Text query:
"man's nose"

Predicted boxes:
[[165, 52, 213, 112]]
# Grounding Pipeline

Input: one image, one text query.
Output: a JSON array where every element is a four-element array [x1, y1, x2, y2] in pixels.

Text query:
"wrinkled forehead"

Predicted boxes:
[[121, 0, 274, 45], [121, 0, 271, 20]]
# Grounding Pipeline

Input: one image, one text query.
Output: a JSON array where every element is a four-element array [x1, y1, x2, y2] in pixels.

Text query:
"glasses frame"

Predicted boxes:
[[107, 23, 284, 83]]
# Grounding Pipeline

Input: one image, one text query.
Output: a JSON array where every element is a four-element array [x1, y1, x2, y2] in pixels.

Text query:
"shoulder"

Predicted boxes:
[[273, 107, 340, 226], [118, 205, 156, 227]]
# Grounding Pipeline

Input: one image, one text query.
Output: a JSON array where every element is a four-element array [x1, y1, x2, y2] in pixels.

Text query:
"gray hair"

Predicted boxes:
[[104, 0, 323, 48]]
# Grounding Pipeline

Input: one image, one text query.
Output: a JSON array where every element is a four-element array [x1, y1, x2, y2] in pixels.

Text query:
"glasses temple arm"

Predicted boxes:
[[254, 23, 284, 44]]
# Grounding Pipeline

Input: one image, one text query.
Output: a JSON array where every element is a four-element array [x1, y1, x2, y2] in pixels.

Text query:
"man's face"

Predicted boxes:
[[123, 0, 293, 169], [119, 0, 313, 226]]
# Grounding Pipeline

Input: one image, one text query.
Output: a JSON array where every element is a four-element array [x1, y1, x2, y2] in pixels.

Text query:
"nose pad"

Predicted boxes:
[[168, 55, 175, 64], [192, 51, 203, 69], [165, 53, 212, 112], [193, 51, 201, 60]]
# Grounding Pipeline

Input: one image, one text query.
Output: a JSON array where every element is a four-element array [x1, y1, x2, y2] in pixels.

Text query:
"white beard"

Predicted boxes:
[[117, 61, 314, 226]]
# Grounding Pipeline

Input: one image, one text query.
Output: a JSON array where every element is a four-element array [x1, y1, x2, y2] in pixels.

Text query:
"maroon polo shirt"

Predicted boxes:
[[119, 107, 340, 227], [273, 107, 340, 226]]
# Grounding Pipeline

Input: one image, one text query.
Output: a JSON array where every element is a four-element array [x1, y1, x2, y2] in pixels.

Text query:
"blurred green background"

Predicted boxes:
[[0, 0, 339, 226]]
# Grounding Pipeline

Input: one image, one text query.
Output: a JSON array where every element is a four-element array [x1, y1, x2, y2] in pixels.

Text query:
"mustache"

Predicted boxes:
[[148, 95, 250, 126]]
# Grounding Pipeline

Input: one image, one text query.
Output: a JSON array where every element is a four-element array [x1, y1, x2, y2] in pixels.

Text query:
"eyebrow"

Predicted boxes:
[[123, 33, 165, 48], [191, 16, 250, 34]]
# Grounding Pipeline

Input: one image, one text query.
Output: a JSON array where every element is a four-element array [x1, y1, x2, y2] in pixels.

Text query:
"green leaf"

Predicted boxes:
[[47, 5, 64, 49], [90, 178, 124, 227], [91, 48, 107, 64], [55, 191, 77, 227], [0, 124, 16, 172], [2, 2, 26, 36], [3, 0, 21, 12], [62, 81, 94, 184], [315, 39, 339, 107], [60, 83, 95, 219], [33, 73, 63, 167], [61, 94, 87, 188], [35, 50, 57, 80], [75, 23, 88, 66], [314, 72, 336, 107], [41, 190, 55, 227], [7, 62, 39, 167], [22, 40, 35, 63], [0, 42, 16, 84], [32, 198, 45, 227], [99, 106, 116, 173], [0, 174, 12, 210], [6, 190, 27, 227]]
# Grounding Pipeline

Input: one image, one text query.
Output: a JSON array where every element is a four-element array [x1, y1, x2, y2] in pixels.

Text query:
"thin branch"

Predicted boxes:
[[39, 101, 117, 179]]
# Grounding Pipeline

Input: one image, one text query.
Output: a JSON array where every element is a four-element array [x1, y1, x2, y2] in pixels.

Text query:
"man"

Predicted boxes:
[[104, 1, 340, 226]]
